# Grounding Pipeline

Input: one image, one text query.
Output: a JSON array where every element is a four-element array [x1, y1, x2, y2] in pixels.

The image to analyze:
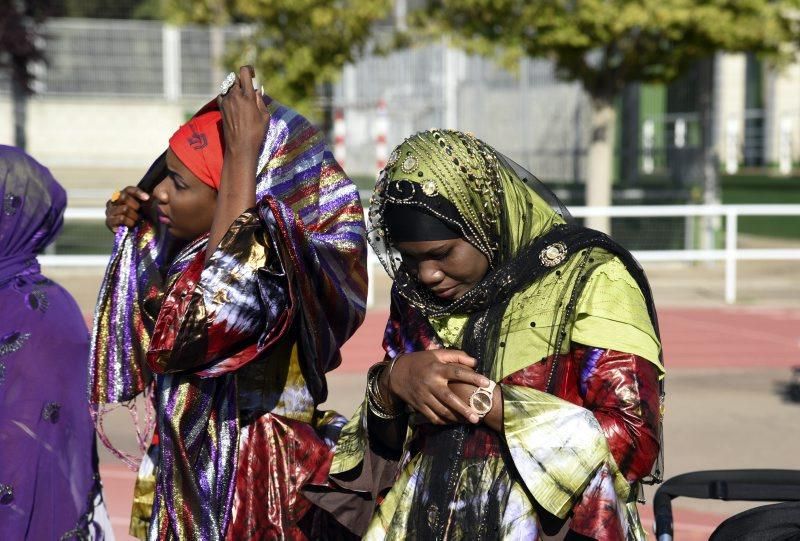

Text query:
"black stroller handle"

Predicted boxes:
[[653, 469, 800, 540]]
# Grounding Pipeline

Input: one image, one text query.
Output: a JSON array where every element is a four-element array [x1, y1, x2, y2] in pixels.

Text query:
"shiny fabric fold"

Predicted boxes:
[[227, 413, 334, 539], [90, 95, 367, 540], [147, 212, 287, 376], [144, 214, 278, 540], [501, 385, 630, 519], [254, 115, 368, 402], [148, 372, 239, 540], [89, 220, 161, 405]]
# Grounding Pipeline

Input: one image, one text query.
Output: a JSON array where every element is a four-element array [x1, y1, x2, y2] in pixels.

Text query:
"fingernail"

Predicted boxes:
[[469, 414, 479, 424], [142, 193, 150, 200]]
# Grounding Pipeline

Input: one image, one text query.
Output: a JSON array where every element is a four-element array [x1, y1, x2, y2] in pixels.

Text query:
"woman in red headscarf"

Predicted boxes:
[[94, 66, 367, 540], [107, 68, 259, 251]]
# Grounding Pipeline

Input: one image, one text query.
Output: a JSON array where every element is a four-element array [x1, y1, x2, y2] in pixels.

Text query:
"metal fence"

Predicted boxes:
[[0, 19, 596, 180], [43, 204, 800, 305], [10, 19, 248, 99], [2, 18, 799, 182], [332, 44, 595, 181]]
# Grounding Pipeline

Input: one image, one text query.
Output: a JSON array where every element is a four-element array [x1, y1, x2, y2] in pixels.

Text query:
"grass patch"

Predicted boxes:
[[721, 174, 800, 239], [55, 222, 114, 255]]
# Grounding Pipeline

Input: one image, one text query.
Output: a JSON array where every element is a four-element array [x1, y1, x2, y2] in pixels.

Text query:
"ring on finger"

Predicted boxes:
[[110, 190, 121, 203], [220, 72, 237, 96]]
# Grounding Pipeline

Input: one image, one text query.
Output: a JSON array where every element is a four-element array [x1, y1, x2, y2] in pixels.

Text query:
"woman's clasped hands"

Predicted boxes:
[[381, 349, 491, 426]]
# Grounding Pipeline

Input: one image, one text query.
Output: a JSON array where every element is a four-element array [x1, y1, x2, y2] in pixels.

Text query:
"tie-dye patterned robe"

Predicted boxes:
[[332, 275, 662, 541]]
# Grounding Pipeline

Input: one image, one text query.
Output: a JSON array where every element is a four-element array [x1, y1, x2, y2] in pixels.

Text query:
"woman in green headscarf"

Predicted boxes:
[[329, 130, 664, 540]]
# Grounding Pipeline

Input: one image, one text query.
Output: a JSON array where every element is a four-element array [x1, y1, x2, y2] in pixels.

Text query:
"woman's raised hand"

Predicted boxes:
[[105, 186, 150, 232], [387, 350, 490, 426], [217, 65, 270, 164], [205, 66, 265, 259]]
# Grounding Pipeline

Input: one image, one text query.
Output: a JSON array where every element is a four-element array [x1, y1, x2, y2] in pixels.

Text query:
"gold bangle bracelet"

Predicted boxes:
[[367, 362, 401, 418], [385, 353, 404, 395]]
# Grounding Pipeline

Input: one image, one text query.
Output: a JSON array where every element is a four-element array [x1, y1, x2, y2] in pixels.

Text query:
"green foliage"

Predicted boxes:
[[417, 0, 800, 102], [163, 0, 228, 24], [166, 0, 392, 118]]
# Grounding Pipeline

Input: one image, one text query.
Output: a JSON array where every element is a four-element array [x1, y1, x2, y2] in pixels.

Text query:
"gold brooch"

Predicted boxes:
[[539, 242, 567, 267], [421, 180, 438, 196], [401, 155, 418, 173]]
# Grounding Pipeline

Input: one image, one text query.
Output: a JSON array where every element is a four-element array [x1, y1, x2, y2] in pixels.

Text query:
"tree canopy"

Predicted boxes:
[[412, 0, 800, 230], [167, 0, 393, 117], [416, 0, 800, 103]]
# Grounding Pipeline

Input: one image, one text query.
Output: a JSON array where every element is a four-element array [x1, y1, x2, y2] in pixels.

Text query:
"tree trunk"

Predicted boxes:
[[11, 56, 28, 151], [209, 26, 226, 95], [619, 85, 640, 186], [585, 99, 616, 233], [320, 81, 334, 145], [700, 56, 720, 251]]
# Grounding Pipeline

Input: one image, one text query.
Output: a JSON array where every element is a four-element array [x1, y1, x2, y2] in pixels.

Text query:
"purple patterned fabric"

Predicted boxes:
[[0, 146, 107, 539]]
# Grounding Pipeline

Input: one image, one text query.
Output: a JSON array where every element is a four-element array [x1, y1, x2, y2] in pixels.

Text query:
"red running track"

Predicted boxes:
[[339, 306, 800, 373], [82, 306, 800, 373]]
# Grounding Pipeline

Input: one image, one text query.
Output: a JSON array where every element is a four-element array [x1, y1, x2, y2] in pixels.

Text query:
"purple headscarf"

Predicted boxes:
[[0, 146, 109, 539], [0, 145, 66, 285]]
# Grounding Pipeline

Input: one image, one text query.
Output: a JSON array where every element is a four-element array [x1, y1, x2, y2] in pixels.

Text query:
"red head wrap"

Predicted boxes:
[[168, 109, 224, 190]]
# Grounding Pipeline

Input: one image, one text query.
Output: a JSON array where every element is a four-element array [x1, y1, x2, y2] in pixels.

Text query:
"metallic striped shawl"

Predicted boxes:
[[89, 96, 367, 539]]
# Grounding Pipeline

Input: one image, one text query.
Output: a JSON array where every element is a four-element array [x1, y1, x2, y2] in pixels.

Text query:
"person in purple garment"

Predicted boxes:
[[0, 145, 113, 539]]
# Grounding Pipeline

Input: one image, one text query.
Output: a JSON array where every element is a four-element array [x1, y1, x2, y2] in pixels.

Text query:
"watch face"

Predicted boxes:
[[470, 391, 492, 414]]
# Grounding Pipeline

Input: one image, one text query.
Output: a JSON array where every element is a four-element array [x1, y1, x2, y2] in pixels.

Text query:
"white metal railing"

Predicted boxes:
[[39, 208, 108, 267], [571, 204, 800, 303], [43, 204, 800, 304]]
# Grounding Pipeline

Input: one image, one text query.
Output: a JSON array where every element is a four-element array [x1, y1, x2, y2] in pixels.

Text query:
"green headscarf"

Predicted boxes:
[[369, 130, 662, 380], [373, 130, 563, 264]]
